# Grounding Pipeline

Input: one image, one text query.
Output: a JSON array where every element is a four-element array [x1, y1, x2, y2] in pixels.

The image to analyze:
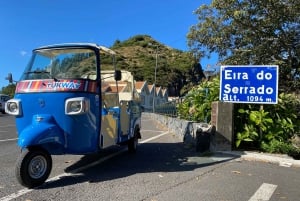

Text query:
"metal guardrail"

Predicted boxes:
[[154, 101, 177, 117]]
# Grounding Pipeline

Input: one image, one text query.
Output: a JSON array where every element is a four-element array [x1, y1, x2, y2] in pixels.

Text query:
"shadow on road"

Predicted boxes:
[[39, 141, 239, 189]]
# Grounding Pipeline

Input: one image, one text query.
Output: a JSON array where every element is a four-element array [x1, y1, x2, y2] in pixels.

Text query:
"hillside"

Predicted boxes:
[[109, 35, 204, 96]]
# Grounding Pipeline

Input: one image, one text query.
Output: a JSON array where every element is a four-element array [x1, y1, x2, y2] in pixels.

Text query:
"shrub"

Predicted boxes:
[[260, 140, 294, 154], [177, 76, 300, 154], [177, 77, 300, 155], [177, 77, 219, 122], [235, 93, 300, 152]]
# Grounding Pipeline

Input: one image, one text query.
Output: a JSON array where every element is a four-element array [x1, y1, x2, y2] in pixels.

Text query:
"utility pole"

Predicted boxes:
[[153, 45, 158, 113]]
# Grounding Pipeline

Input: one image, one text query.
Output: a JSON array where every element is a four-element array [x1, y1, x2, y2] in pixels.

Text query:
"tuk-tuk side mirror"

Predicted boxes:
[[6, 73, 13, 83], [115, 70, 121, 81]]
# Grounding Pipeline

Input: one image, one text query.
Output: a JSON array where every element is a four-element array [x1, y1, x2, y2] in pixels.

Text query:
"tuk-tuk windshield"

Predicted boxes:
[[20, 48, 97, 81]]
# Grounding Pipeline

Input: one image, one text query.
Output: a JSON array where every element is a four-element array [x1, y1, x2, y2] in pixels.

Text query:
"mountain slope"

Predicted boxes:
[[109, 35, 204, 96]]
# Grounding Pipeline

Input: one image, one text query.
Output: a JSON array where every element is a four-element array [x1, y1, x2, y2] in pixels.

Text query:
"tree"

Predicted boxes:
[[1, 84, 16, 97], [187, 0, 300, 92]]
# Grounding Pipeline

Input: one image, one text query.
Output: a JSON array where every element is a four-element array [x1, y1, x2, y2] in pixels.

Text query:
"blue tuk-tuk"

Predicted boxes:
[[5, 43, 142, 188]]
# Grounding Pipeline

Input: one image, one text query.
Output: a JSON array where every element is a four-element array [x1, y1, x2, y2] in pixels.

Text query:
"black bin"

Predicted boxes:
[[195, 128, 210, 152]]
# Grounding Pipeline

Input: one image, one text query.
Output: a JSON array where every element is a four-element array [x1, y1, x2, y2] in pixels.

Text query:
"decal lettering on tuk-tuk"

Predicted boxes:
[[15, 80, 98, 93], [46, 81, 81, 90]]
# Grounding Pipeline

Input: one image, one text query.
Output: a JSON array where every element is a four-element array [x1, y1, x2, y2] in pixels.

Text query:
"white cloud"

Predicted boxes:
[[20, 51, 27, 56]]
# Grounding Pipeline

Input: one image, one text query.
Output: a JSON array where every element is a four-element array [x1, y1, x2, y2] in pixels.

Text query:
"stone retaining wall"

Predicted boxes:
[[143, 112, 232, 152]]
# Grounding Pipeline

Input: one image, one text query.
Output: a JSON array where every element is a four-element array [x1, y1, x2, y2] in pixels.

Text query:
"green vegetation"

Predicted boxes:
[[236, 93, 300, 154], [187, 0, 300, 93], [177, 77, 220, 122], [1, 84, 16, 98], [177, 77, 300, 157], [181, 0, 300, 156], [111, 35, 204, 96]]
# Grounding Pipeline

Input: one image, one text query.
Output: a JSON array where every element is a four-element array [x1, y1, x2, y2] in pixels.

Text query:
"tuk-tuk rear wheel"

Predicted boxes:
[[15, 148, 52, 188], [128, 129, 139, 153]]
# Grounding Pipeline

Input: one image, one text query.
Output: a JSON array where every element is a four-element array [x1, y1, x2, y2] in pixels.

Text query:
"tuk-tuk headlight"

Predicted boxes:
[[70, 101, 81, 112], [5, 99, 22, 116], [65, 97, 90, 115]]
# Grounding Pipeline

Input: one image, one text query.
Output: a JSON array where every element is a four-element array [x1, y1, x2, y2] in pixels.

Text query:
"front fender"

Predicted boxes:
[[18, 114, 65, 154]]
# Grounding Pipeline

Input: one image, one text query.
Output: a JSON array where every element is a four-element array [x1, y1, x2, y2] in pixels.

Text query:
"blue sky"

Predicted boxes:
[[0, 0, 216, 90]]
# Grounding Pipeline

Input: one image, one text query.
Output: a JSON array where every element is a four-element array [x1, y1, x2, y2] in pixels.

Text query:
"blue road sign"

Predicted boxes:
[[219, 65, 278, 104]]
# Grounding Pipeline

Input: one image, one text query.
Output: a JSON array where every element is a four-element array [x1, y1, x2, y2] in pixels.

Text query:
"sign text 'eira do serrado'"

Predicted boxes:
[[220, 65, 278, 104]]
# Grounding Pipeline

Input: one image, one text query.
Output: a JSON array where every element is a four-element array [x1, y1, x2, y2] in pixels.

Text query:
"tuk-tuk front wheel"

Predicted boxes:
[[15, 148, 52, 188]]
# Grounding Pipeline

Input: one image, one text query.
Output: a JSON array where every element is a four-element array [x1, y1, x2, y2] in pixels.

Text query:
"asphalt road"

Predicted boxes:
[[0, 113, 299, 201]]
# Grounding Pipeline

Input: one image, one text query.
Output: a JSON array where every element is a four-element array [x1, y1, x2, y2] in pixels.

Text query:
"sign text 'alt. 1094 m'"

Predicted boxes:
[[219, 65, 278, 104]]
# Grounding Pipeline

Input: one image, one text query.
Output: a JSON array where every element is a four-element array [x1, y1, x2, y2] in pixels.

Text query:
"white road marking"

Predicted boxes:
[[0, 173, 77, 201], [0, 138, 18, 142], [0, 189, 33, 201], [0, 125, 15, 128], [139, 131, 169, 143], [71, 131, 169, 174], [141, 129, 165, 133], [248, 183, 277, 201], [0, 131, 169, 201]]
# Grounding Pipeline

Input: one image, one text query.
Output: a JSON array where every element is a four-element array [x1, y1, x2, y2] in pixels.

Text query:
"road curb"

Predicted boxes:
[[219, 151, 300, 167]]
